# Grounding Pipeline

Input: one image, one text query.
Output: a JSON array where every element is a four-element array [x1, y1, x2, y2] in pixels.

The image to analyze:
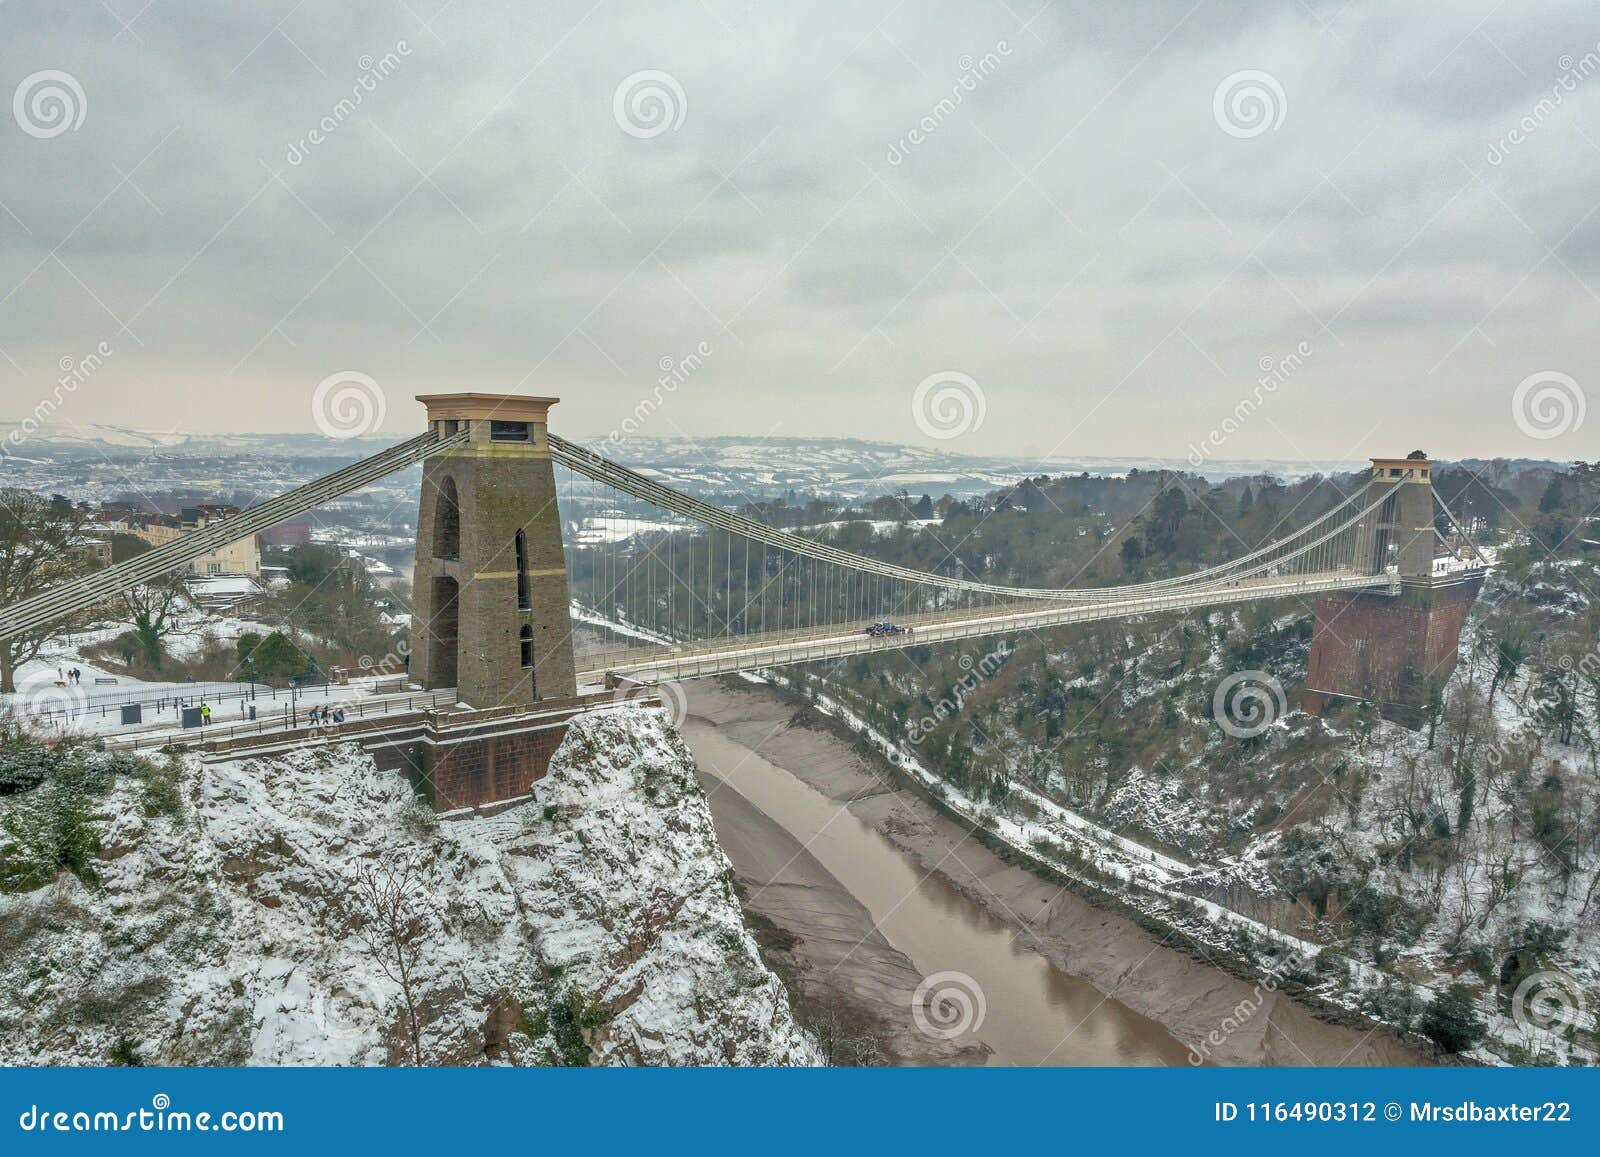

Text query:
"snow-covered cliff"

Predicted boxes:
[[0, 706, 818, 1066]]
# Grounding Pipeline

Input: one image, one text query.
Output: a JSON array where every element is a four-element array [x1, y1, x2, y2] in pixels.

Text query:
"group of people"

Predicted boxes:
[[55, 667, 83, 685], [308, 704, 347, 726]]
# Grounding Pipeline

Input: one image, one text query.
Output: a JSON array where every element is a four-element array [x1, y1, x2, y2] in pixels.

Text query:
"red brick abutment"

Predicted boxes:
[[1303, 572, 1485, 724]]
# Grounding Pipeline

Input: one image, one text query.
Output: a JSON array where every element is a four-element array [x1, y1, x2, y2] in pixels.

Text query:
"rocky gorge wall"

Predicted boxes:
[[0, 707, 817, 1067]]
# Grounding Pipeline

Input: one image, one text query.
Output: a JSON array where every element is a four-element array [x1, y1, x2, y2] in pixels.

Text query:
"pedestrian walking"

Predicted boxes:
[[200, 702, 211, 726]]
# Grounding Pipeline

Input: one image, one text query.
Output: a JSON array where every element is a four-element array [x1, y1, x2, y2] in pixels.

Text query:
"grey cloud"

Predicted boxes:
[[1, 0, 1597, 463]]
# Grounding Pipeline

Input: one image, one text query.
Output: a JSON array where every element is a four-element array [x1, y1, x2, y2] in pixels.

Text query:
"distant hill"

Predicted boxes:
[[0, 421, 396, 460], [0, 420, 1571, 500]]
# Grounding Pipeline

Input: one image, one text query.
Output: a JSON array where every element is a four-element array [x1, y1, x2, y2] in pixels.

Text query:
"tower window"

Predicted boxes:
[[490, 420, 530, 442], [515, 529, 530, 609], [520, 624, 533, 669]]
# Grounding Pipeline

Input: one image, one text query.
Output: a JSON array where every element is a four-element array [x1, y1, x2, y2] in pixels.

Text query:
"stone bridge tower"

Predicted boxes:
[[410, 393, 577, 709], [1304, 454, 1484, 724]]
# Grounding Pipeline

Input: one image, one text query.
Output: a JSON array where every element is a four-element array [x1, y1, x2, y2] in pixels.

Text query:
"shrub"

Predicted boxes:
[[0, 736, 132, 891], [1418, 984, 1487, 1053], [546, 984, 608, 1067], [0, 743, 57, 795], [136, 754, 185, 820], [0, 781, 101, 892]]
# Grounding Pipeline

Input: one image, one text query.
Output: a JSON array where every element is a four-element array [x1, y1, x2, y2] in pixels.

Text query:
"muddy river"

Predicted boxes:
[[688, 719, 1188, 1065], [682, 681, 1430, 1068]]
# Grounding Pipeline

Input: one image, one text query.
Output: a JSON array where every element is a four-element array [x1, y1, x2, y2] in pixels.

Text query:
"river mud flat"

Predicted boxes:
[[682, 680, 1430, 1067]]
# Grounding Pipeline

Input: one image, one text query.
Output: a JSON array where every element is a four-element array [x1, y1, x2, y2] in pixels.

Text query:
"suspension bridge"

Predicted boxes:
[[0, 393, 1486, 806]]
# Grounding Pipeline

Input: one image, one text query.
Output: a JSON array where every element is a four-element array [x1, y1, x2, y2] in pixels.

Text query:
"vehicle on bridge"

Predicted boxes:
[[865, 621, 911, 637]]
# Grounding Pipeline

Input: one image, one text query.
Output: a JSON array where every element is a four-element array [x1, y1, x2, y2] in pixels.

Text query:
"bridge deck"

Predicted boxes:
[[579, 569, 1396, 685]]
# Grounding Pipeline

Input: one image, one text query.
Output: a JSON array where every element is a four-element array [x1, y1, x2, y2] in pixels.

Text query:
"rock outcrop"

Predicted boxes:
[[0, 706, 818, 1067]]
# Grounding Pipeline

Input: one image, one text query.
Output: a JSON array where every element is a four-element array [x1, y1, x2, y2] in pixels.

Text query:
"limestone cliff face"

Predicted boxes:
[[0, 706, 818, 1067]]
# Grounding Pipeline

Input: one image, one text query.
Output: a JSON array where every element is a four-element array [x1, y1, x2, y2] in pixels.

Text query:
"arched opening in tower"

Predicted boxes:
[[430, 576, 460, 688], [433, 475, 460, 560]]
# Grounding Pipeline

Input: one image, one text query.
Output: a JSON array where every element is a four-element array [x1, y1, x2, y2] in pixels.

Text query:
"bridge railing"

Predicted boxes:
[[102, 690, 457, 752], [586, 570, 1396, 684]]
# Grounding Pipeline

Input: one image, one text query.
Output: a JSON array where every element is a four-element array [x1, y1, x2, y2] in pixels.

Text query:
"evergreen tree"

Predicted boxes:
[[1538, 474, 1567, 513], [1418, 985, 1486, 1053]]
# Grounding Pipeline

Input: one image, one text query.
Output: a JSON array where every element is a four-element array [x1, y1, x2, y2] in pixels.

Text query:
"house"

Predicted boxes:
[[107, 503, 262, 577], [69, 528, 114, 567]]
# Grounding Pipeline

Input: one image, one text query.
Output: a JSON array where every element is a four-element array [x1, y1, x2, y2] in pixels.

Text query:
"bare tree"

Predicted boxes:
[[349, 860, 429, 1065], [121, 575, 186, 670], [0, 490, 94, 692]]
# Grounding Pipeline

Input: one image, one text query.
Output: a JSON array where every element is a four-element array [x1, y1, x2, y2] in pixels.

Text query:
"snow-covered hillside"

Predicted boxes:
[[0, 706, 818, 1067]]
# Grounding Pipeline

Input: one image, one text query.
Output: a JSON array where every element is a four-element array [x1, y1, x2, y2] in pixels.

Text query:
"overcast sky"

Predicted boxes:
[[1, 0, 1598, 465]]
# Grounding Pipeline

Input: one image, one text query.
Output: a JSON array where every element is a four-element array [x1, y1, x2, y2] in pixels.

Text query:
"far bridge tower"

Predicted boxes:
[[1303, 453, 1484, 724]]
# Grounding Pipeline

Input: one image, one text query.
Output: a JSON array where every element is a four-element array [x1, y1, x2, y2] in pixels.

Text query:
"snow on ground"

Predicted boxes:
[[571, 516, 683, 545], [0, 706, 817, 1067], [747, 664, 1596, 1066], [790, 518, 943, 535]]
